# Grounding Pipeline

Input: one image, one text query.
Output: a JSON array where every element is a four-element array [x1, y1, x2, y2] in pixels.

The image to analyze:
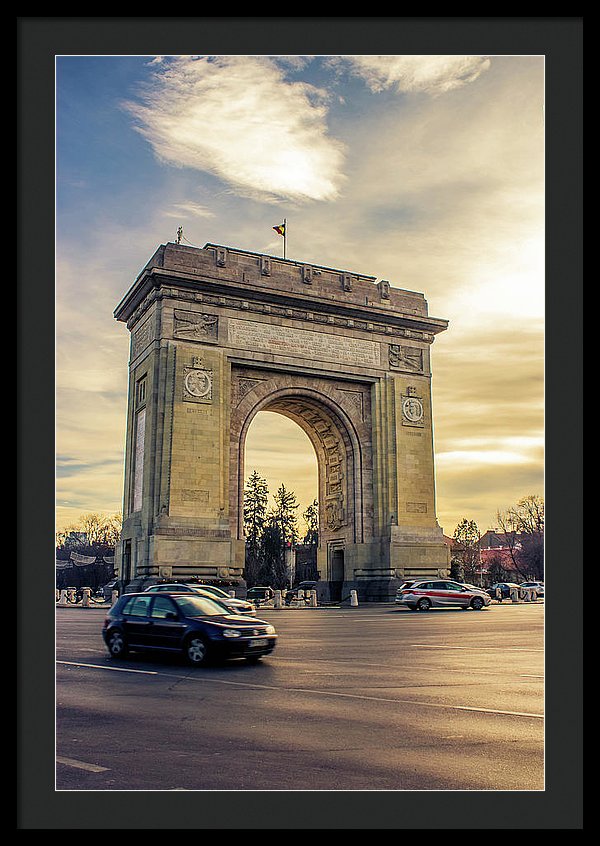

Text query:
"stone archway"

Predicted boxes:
[[114, 241, 451, 599], [231, 370, 373, 588]]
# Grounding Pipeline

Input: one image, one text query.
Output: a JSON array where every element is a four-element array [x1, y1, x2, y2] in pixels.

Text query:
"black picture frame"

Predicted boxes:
[[18, 16, 582, 830]]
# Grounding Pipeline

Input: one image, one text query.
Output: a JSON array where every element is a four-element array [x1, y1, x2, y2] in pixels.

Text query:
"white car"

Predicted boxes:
[[395, 579, 491, 611], [144, 583, 256, 615]]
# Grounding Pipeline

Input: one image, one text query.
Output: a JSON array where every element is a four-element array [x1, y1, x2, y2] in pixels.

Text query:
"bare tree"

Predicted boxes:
[[56, 512, 122, 552], [486, 553, 513, 585], [451, 518, 481, 583], [496, 495, 544, 580]]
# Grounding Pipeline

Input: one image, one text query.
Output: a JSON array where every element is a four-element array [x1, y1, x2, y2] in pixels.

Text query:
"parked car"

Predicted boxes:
[[185, 582, 257, 613], [103, 592, 277, 666], [284, 588, 310, 605], [246, 586, 274, 605], [486, 582, 520, 600], [395, 579, 491, 611], [101, 579, 119, 601], [144, 583, 256, 615], [194, 583, 242, 601], [520, 581, 544, 598], [297, 581, 318, 593], [284, 582, 318, 605]]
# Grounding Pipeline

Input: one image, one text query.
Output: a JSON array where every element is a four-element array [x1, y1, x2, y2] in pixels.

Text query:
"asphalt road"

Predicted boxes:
[[56, 602, 544, 793]]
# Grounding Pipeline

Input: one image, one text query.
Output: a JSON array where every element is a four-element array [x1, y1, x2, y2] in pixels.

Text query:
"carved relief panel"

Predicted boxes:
[[173, 310, 219, 343], [389, 344, 424, 373]]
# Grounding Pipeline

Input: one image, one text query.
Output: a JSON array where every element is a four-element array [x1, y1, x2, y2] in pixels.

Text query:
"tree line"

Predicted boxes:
[[450, 494, 544, 584], [243, 470, 318, 589], [56, 493, 543, 592], [55, 512, 123, 591], [56, 512, 123, 552]]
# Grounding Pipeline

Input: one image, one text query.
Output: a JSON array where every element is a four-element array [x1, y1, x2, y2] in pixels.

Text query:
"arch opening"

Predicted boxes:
[[232, 382, 368, 593], [244, 410, 319, 531]]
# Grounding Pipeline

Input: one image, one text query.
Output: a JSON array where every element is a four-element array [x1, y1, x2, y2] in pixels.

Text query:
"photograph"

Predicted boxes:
[[18, 17, 583, 831]]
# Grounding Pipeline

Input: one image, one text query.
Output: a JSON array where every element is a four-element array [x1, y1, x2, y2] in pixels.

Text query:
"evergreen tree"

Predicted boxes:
[[262, 484, 300, 588], [243, 471, 269, 586], [302, 499, 319, 546], [270, 483, 300, 550], [260, 519, 288, 589]]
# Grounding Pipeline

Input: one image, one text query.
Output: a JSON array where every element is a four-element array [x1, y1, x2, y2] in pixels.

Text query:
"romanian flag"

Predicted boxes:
[[273, 223, 285, 237]]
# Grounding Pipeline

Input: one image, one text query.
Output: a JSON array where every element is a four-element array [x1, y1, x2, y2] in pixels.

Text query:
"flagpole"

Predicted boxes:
[[283, 218, 287, 260]]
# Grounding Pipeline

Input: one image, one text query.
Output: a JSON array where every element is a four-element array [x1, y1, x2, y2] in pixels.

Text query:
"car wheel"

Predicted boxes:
[[185, 635, 210, 666], [107, 629, 128, 659], [471, 597, 484, 611], [417, 598, 431, 612]]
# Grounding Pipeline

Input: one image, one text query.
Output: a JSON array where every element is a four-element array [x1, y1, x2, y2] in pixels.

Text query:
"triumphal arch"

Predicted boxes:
[[114, 242, 450, 600]]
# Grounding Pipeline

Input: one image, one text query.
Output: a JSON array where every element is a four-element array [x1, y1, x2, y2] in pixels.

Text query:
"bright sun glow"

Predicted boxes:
[[244, 412, 318, 517]]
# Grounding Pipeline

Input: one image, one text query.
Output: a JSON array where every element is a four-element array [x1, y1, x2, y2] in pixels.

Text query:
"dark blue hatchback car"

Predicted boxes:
[[102, 592, 277, 666]]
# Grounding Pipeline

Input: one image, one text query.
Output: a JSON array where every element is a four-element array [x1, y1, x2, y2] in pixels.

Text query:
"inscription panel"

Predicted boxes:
[[132, 408, 146, 512], [228, 318, 381, 367]]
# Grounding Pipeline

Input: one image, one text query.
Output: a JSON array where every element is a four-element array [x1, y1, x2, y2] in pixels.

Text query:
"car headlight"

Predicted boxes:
[[265, 625, 276, 635], [222, 628, 242, 638]]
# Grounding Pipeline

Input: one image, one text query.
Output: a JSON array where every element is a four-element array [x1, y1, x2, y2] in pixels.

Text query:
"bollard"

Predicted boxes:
[[298, 589, 304, 603], [58, 589, 68, 606], [274, 590, 283, 609], [350, 590, 358, 607], [55, 589, 60, 602], [529, 588, 537, 602], [111, 590, 119, 606], [510, 588, 519, 603], [495, 587, 502, 602], [67, 588, 77, 603], [309, 590, 317, 608], [522, 588, 530, 602], [82, 588, 91, 607]]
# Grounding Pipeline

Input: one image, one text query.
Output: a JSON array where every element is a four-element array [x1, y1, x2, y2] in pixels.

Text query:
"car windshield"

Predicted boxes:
[[173, 595, 234, 617]]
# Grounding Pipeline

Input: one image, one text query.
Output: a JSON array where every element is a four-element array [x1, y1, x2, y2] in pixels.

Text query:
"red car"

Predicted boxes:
[[395, 579, 491, 611]]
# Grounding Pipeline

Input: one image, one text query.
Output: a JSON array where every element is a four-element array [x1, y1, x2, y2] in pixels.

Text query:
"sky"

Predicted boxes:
[[55, 53, 544, 538]]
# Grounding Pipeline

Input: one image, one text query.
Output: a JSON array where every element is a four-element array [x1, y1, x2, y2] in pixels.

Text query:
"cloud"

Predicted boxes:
[[332, 55, 491, 95], [164, 201, 215, 219], [123, 56, 346, 203]]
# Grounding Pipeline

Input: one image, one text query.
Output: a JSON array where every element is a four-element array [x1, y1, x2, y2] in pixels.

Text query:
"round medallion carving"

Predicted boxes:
[[184, 369, 212, 398], [402, 397, 424, 423]]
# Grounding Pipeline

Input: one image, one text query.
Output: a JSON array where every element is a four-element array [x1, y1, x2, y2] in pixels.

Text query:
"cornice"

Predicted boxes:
[[117, 266, 448, 343]]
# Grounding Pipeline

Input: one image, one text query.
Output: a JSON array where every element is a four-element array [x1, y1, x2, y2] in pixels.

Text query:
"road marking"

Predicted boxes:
[[201, 679, 545, 720], [57, 660, 159, 676], [57, 660, 543, 720], [56, 756, 109, 773], [276, 657, 543, 679], [409, 644, 543, 652]]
